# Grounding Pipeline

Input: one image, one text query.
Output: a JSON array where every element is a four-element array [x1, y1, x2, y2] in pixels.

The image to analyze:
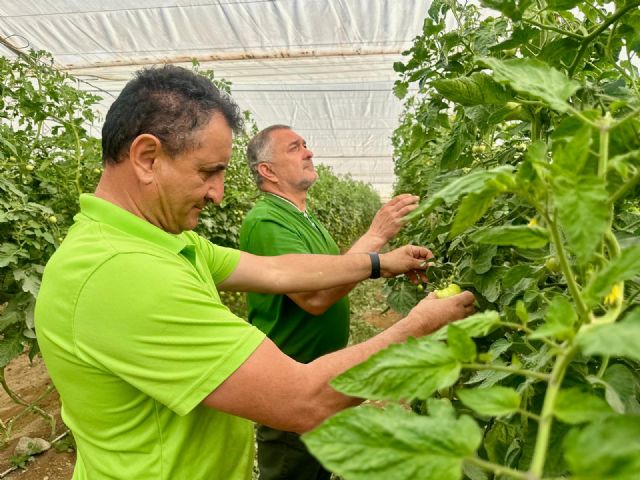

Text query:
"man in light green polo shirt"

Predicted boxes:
[[240, 125, 421, 479], [35, 65, 476, 480]]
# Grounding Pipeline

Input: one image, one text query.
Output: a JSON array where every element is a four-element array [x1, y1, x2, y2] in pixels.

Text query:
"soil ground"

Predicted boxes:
[[0, 308, 400, 480], [0, 355, 74, 480]]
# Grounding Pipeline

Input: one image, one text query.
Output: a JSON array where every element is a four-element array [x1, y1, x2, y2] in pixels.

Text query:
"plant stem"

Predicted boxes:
[[598, 113, 611, 178], [463, 363, 550, 381], [499, 321, 560, 349], [546, 216, 589, 320], [529, 345, 577, 478], [596, 356, 610, 378], [566, 106, 599, 128], [519, 408, 541, 422], [522, 18, 584, 40], [71, 121, 83, 195], [0, 370, 29, 407], [466, 456, 530, 480], [610, 170, 640, 205], [567, 1, 640, 77]]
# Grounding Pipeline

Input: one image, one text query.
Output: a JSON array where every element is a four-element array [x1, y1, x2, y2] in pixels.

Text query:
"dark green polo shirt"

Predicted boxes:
[[239, 194, 350, 363]]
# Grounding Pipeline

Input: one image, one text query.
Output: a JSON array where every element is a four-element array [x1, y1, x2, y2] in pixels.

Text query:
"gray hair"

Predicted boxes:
[[246, 124, 290, 186]]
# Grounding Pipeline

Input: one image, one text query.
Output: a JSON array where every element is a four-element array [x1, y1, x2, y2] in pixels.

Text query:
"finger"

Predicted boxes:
[[392, 193, 416, 203], [413, 247, 433, 260], [455, 291, 476, 306], [405, 271, 419, 284], [394, 203, 420, 219]]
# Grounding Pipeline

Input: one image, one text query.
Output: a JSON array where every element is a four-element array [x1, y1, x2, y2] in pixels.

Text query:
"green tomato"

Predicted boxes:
[[48, 215, 58, 224], [434, 283, 461, 299], [472, 144, 487, 154], [25, 164, 35, 171], [416, 284, 424, 292], [544, 257, 561, 273]]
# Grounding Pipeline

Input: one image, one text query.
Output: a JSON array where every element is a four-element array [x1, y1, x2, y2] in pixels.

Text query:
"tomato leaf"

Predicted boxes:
[[583, 244, 640, 307], [554, 388, 613, 424], [457, 386, 521, 417], [471, 225, 549, 249], [530, 296, 576, 341], [564, 415, 640, 479], [553, 175, 610, 265], [431, 311, 501, 342], [479, 57, 580, 112], [448, 324, 477, 362], [406, 166, 514, 220], [576, 310, 640, 362], [433, 73, 515, 106], [303, 404, 482, 480], [330, 338, 461, 401]]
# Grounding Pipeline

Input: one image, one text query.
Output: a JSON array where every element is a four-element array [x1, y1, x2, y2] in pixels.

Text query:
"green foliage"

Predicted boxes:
[[0, 51, 102, 367], [307, 2, 640, 479], [308, 165, 381, 250], [304, 403, 482, 480]]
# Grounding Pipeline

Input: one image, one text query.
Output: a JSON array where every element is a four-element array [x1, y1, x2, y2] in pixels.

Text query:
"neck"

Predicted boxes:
[[95, 164, 148, 222], [262, 186, 307, 211]]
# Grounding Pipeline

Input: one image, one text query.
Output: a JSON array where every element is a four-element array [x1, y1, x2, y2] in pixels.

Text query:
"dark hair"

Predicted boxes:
[[102, 65, 243, 164], [246, 124, 290, 186]]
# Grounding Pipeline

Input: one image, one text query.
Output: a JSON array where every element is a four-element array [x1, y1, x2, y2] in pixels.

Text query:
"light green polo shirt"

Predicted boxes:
[[239, 194, 350, 363], [35, 194, 265, 480]]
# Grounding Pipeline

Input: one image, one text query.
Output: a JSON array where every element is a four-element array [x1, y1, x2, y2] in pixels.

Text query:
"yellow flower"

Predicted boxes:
[[604, 283, 623, 305], [528, 217, 538, 227]]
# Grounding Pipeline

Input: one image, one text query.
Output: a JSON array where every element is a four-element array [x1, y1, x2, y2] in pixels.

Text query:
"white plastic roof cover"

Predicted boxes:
[[0, 0, 432, 198]]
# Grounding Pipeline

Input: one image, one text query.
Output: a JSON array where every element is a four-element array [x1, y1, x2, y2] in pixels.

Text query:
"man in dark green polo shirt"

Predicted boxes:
[[240, 124, 422, 479], [35, 66, 476, 480]]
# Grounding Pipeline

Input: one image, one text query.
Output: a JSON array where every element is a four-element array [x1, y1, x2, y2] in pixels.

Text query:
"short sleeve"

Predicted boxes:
[[184, 232, 242, 284]]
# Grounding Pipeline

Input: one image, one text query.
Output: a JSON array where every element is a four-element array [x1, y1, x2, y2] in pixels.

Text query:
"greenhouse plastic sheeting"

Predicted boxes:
[[0, 0, 432, 198]]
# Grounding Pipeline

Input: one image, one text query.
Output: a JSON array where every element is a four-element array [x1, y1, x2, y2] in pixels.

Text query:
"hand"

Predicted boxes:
[[379, 245, 433, 281], [366, 194, 419, 245], [406, 290, 476, 336]]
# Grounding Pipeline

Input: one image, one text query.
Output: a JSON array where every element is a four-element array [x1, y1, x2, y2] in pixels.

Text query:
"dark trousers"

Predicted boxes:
[[256, 424, 332, 480]]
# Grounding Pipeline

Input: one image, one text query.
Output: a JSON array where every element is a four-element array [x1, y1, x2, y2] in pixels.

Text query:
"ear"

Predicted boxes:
[[129, 134, 163, 184], [257, 162, 278, 184]]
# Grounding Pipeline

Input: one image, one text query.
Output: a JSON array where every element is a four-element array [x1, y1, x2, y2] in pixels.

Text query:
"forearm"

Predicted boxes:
[[285, 232, 392, 308], [265, 252, 371, 293], [347, 230, 388, 254], [219, 245, 429, 294], [219, 251, 373, 293], [203, 291, 475, 433], [297, 314, 430, 431], [287, 283, 357, 315], [287, 237, 384, 314]]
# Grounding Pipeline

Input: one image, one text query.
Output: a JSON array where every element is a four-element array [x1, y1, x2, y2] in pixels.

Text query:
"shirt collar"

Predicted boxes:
[[76, 194, 189, 254], [263, 192, 319, 230], [264, 192, 306, 213]]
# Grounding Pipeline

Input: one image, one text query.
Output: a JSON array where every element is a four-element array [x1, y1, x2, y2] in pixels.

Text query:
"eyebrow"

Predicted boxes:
[[288, 139, 306, 148], [200, 163, 227, 172]]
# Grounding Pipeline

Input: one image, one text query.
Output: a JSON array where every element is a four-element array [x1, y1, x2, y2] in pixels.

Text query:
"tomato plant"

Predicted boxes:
[[303, 2, 640, 479]]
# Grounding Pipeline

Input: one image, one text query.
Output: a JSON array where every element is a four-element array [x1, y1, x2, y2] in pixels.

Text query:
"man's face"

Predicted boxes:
[[267, 129, 317, 191], [151, 113, 232, 233]]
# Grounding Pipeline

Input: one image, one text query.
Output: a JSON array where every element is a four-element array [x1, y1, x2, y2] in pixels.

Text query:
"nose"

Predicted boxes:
[[304, 146, 314, 158], [206, 176, 225, 205]]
